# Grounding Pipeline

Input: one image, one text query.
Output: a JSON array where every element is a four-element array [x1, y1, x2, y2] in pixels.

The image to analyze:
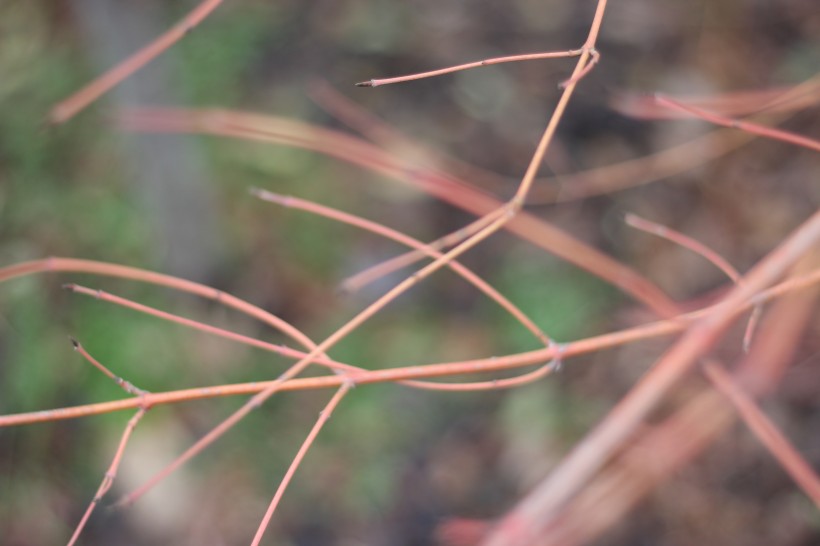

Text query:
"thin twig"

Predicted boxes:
[[558, 48, 600, 88], [625, 213, 762, 350], [252, 188, 553, 346], [655, 94, 820, 153], [70, 336, 148, 396], [50, 0, 224, 123], [113, 205, 513, 508], [703, 361, 820, 509], [66, 281, 557, 392], [340, 222, 488, 294], [527, 72, 820, 203], [64, 283, 353, 374], [522, 254, 820, 546], [2, 266, 819, 428], [65, 340, 150, 545], [484, 206, 820, 545], [117, 107, 680, 317], [66, 408, 147, 546], [250, 382, 352, 546], [611, 81, 820, 119], [355, 49, 583, 87]]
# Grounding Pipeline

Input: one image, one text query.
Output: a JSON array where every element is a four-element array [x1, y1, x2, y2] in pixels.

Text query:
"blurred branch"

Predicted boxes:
[[2, 263, 820, 428], [50, 0, 223, 123], [483, 208, 820, 545], [485, 251, 820, 546]]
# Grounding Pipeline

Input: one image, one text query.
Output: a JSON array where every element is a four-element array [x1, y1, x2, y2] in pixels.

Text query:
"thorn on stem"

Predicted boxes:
[[69, 336, 80, 350]]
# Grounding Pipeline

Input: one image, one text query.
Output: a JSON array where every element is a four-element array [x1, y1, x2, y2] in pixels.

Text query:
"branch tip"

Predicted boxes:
[[355, 80, 374, 88], [253, 189, 289, 206], [69, 336, 80, 350]]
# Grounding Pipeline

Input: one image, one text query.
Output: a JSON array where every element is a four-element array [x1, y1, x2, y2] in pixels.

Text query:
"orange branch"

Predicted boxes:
[[50, 0, 224, 123], [2, 265, 820, 429], [251, 382, 352, 545], [655, 94, 820, 153], [355, 49, 583, 88], [67, 408, 147, 546], [704, 361, 820, 509]]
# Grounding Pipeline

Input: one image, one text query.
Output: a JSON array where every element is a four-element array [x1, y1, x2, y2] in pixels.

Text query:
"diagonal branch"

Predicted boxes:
[[50, 0, 224, 123]]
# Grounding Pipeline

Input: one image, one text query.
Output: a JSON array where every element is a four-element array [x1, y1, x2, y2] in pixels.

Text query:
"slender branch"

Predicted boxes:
[[355, 49, 583, 88], [484, 206, 820, 545], [117, 106, 681, 317], [655, 94, 820, 152], [611, 81, 820, 119], [340, 220, 492, 294], [64, 341, 150, 545], [0, 257, 319, 353], [250, 382, 352, 546], [70, 337, 148, 396], [558, 48, 600, 88], [252, 188, 552, 346], [3, 265, 820, 429], [114, 204, 513, 507], [528, 72, 820, 203], [309, 81, 511, 193], [66, 408, 147, 546], [703, 361, 820, 509], [625, 213, 741, 282], [64, 283, 353, 374], [50, 0, 224, 123], [520, 253, 820, 546], [65, 281, 558, 392], [625, 213, 762, 350]]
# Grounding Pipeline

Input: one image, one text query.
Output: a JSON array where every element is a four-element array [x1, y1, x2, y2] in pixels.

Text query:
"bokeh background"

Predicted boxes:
[[1, 1, 819, 544]]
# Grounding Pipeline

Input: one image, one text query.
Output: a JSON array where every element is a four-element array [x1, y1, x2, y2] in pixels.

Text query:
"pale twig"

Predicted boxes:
[[255, 187, 566, 390], [340, 222, 487, 294], [624, 213, 762, 351], [558, 48, 600, 88], [252, 188, 552, 346], [65, 340, 150, 545], [655, 94, 820, 153], [611, 81, 820, 119], [703, 361, 820, 509], [113, 206, 511, 508], [528, 73, 820, 203], [50, 0, 223, 123], [117, 107, 680, 317], [355, 49, 583, 88], [3, 265, 820, 428], [516, 254, 820, 546], [66, 280, 558, 392], [70, 337, 148, 397], [484, 206, 820, 546], [250, 382, 352, 546], [64, 283, 353, 374], [0, 257, 321, 355], [66, 408, 147, 546], [309, 81, 511, 193]]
